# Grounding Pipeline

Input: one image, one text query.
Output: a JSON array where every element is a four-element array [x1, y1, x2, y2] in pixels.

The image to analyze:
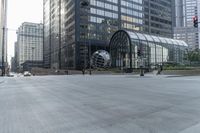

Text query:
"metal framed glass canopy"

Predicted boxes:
[[109, 30, 188, 69]]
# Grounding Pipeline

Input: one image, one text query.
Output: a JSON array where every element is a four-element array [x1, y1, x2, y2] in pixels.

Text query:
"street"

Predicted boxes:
[[0, 75, 200, 133]]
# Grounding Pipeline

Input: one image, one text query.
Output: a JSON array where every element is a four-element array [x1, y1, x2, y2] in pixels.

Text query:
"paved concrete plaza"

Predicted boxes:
[[0, 75, 200, 133]]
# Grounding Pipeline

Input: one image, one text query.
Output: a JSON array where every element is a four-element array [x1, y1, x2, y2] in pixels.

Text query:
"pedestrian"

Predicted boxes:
[[82, 69, 85, 75]]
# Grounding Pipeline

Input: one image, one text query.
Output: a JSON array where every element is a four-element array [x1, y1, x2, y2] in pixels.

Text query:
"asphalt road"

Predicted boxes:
[[0, 75, 200, 133]]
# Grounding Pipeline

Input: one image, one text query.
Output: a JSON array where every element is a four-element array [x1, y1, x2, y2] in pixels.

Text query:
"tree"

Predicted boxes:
[[185, 49, 200, 65]]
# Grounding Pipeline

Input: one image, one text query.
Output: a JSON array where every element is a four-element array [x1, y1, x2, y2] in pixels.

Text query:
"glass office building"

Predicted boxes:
[[44, 0, 174, 70], [110, 30, 188, 69], [173, 0, 200, 50]]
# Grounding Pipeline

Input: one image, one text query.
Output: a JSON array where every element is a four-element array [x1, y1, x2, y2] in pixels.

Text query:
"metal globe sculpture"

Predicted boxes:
[[91, 50, 111, 68]]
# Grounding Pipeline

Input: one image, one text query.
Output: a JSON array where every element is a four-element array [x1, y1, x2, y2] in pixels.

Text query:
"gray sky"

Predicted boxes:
[[7, 0, 43, 64]]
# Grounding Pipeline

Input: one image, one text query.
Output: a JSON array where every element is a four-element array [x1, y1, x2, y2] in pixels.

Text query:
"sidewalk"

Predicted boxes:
[[0, 80, 4, 84]]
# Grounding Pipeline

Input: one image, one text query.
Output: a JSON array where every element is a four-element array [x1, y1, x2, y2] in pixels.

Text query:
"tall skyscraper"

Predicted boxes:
[[174, 0, 200, 50], [15, 22, 43, 70], [0, 0, 7, 73], [43, 0, 173, 70]]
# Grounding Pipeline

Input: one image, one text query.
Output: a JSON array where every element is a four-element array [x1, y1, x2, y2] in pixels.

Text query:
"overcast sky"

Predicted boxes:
[[7, 0, 43, 63]]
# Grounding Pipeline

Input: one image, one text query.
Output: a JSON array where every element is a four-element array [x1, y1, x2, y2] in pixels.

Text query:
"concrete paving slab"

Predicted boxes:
[[0, 75, 200, 133]]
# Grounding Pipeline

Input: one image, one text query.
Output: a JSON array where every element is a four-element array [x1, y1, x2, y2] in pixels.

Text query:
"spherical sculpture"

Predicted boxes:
[[91, 50, 111, 68]]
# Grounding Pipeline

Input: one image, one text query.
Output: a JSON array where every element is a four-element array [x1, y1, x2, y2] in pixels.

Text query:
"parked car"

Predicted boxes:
[[23, 71, 31, 76], [7, 74, 14, 77]]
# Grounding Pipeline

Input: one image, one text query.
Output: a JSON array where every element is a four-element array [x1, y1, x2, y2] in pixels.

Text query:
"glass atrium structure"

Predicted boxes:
[[110, 30, 188, 69]]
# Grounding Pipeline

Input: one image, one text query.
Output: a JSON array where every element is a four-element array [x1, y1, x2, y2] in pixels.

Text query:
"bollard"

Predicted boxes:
[[140, 66, 144, 76]]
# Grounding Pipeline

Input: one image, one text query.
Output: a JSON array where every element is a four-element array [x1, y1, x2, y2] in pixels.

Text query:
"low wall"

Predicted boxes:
[[162, 69, 200, 76], [31, 68, 139, 76]]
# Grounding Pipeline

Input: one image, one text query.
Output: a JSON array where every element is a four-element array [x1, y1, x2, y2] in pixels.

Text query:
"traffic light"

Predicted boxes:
[[137, 49, 141, 57], [193, 16, 198, 28]]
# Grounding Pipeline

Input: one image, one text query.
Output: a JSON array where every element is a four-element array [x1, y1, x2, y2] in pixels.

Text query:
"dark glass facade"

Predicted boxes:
[[173, 0, 200, 50], [43, 0, 51, 68], [43, 0, 173, 70]]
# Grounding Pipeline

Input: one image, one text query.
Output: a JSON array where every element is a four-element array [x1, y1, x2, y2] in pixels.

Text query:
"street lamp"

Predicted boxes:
[[31, 47, 35, 72], [64, 57, 68, 75], [1, 27, 6, 76], [56, 33, 62, 70], [64, 39, 69, 75], [80, 0, 92, 75]]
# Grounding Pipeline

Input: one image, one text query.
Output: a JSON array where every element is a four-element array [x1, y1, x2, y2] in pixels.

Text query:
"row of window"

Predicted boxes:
[[121, 0, 142, 10], [90, 0, 118, 11], [121, 15, 143, 24], [90, 15, 118, 25], [90, 8, 118, 19], [80, 32, 113, 41], [106, 0, 118, 4], [19, 30, 43, 34], [121, 8, 143, 18], [122, 22, 141, 31], [93, 0, 118, 4], [80, 22, 118, 32]]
